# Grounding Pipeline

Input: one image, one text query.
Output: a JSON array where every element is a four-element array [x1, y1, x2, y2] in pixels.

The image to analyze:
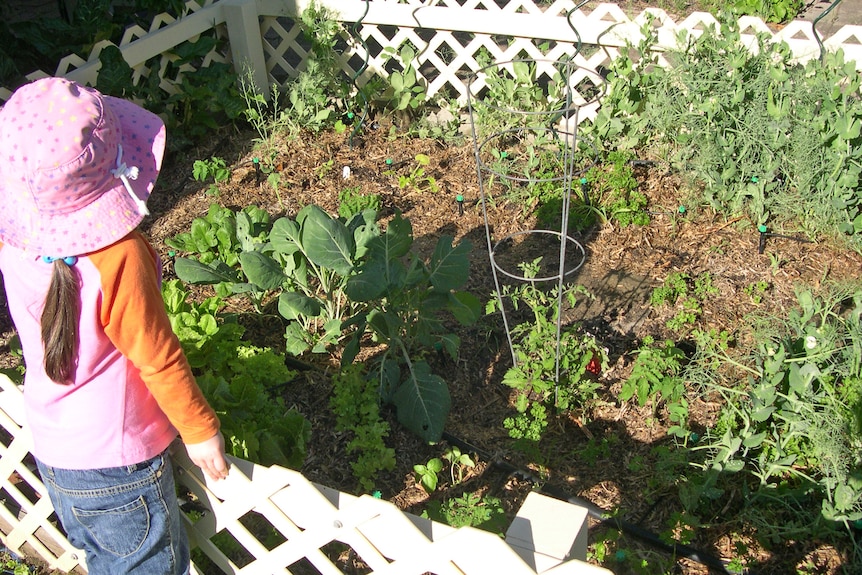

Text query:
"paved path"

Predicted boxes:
[[798, 0, 862, 37]]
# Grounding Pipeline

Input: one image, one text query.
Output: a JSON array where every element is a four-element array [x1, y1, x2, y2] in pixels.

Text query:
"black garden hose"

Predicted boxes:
[[441, 431, 748, 575], [812, 0, 844, 62]]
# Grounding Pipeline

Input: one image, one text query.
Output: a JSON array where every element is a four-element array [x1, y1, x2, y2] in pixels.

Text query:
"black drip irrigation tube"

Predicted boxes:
[[441, 431, 749, 575]]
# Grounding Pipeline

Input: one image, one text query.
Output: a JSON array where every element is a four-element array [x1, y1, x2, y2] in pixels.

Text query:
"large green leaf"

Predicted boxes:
[[300, 205, 355, 275], [446, 291, 482, 325], [428, 237, 471, 291], [236, 208, 270, 252], [278, 292, 322, 321], [174, 257, 239, 285], [345, 259, 388, 301], [270, 217, 302, 255], [366, 212, 413, 260], [348, 209, 381, 259], [392, 360, 450, 443], [239, 251, 286, 291]]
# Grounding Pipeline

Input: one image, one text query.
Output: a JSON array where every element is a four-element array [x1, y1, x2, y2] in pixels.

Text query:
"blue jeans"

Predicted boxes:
[[36, 451, 189, 575]]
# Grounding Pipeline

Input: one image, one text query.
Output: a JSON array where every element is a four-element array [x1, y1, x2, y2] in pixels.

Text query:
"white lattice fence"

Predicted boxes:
[[2, 0, 862, 111], [0, 375, 610, 574]]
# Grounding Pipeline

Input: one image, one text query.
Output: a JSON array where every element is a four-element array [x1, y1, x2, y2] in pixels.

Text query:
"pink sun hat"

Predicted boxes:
[[0, 77, 166, 256]]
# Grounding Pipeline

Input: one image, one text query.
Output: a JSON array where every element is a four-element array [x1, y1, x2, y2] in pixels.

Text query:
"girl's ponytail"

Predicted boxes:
[[41, 260, 80, 383]]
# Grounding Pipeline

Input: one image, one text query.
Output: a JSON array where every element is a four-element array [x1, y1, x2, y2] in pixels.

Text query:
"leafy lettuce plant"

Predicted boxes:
[[330, 365, 396, 492], [162, 280, 311, 469]]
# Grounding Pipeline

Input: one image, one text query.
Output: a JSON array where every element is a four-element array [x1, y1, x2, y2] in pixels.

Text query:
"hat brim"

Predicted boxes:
[[0, 96, 166, 255]]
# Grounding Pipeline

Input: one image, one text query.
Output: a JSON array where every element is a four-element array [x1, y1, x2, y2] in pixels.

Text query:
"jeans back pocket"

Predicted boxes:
[[72, 495, 150, 557]]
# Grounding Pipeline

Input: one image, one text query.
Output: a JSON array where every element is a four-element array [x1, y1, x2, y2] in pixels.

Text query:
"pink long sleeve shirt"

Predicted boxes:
[[0, 231, 219, 469]]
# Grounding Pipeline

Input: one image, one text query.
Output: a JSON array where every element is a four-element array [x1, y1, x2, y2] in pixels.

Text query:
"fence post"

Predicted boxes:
[[506, 492, 590, 572], [223, 0, 270, 99]]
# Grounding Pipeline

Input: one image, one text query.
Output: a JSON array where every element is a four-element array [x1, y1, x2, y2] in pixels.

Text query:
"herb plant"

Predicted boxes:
[[330, 365, 396, 492], [192, 156, 231, 196], [385, 154, 439, 194], [587, 151, 649, 227], [338, 186, 381, 219], [442, 446, 475, 486], [422, 492, 508, 533], [414, 458, 443, 493], [620, 336, 688, 436]]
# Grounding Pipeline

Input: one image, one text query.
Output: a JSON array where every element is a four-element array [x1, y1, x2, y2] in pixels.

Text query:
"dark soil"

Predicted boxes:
[[100, 120, 860, 574]]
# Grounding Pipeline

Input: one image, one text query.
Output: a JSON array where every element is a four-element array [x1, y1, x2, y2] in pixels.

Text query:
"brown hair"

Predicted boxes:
[[41, 260, 80, 383]]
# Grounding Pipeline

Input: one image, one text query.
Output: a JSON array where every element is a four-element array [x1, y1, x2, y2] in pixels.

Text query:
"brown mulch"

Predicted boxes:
[[142, 120, 861, 574], [2, 116, 859, 574]]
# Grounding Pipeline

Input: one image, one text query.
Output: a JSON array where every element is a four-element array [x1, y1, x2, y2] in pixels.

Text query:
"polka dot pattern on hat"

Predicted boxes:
[[0, 77, 166, 255]]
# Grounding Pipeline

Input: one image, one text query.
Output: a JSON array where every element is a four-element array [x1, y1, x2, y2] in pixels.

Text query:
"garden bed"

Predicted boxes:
[[114, 120, 861, 574]]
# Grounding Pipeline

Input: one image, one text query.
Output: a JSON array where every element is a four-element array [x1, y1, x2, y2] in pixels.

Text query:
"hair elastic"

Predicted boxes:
[[41, 255, 78, 266]]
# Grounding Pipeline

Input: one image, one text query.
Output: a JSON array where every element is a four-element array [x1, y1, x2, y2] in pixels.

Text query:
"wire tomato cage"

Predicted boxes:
[[467, 50, 607, 403]]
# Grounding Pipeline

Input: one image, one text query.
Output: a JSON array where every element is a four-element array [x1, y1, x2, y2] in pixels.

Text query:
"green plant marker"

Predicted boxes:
[[347, 111, 354, 120], [168, 250, 176, 258], [758, 224, 768, 253], [385, 158, 393, 165], [372, 490, 382, 499], [615, 550, 627, 562], [579, 177, 590, 205], [456, 194, 464, 216], [751, 176, 759, 183], [253, 157, 261, 184], [678, 206, 686, 214]]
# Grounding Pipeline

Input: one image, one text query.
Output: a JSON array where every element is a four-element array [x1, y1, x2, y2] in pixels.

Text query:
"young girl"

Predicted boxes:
[[0, 77, 229, 574]]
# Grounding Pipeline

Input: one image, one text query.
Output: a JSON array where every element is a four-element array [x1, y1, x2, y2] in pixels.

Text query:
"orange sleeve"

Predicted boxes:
[[90, 231, 220, 444]]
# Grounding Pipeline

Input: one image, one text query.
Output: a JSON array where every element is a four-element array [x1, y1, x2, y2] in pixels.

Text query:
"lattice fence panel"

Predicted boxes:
[[253, 0, 862, 117], [0, 377, 85, 573], [3, 0, 862, 108], [0, 375, 608, 574]]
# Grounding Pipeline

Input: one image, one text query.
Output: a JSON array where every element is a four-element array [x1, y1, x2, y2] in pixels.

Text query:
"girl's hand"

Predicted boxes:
[[185, 433, 230, 481]]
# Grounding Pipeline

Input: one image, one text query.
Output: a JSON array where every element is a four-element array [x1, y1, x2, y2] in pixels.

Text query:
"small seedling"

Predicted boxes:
[[743, 281, 769, 304], [387, 154, 439, 193], [192, 156, 231, 196], [414, 458, 443, 493], [442, 446, 475, 485]]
